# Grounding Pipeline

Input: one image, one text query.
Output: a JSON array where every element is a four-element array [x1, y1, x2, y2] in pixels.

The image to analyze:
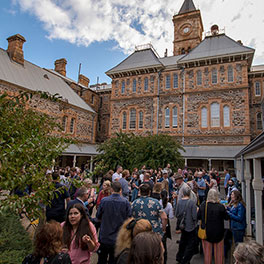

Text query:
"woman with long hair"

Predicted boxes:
[[131, 172, 141, 202], [205, 172, 218, 191], [96, 180, 111, 208], [23, 221, 71, 264], [115, 218, 152, 264], [62, 203, 99, 264], [227, 190, 246, 244]]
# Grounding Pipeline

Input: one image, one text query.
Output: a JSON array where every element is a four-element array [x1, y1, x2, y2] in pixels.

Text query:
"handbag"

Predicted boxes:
[[198, 202, 207, 240]]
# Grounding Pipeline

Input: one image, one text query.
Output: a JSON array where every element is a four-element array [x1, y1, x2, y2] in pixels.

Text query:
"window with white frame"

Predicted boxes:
[[212, 68, 218, 84], [210, 103, 220, 127], [122, 112, 127, 129], [255, 81, 261, 96], [132, 79, 137, 93], [173, 73, 178, 88], [227, 66, 234, 82], [172, 107, 177, 127], [166, 75, 171, 89], [223, 105, 230, 127], [201, 107, 207, 128], [121, 80, 125, 94], [165, 107, 170, 128], [144, 77, 148, 91], [129, 109, 136, 129], [70, 118, 75, 133], [62, 116, 67, 132], [257, 112, 262, 130], [138, 111, 143, 129], [197, 70, 202, 85]]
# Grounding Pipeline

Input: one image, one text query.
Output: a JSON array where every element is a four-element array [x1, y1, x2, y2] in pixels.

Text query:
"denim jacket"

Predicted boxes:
[[227, 202, 246, 231]]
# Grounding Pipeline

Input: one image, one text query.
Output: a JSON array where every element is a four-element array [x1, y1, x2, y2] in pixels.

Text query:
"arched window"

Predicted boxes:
[[212, 68, 218, 84], [165, 107, 170, 128], [62, 116, 67, 132], [172, 107, 178, 127], [122, 112, 127, 129], [132, 79, 137, 93], [223, 105, 230, 127], [227, 66, 234, 82], [166, 75, 171, 89], [210, 103, 220, 127], [201, 107, 207, 128], [121, 80, 125, 94], [197, 70, 202, 86], [257, 112, 262, 130], [129, 109, 136, 129], [144, 77, 148, 91], [255, 81, 261, 96], [173, 73, 178, 88], [138, 111, 143, 129], [70, 118, 75, 133]]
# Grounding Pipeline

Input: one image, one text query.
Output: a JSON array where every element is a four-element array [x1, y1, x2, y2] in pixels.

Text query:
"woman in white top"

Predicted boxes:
[[205, 172, 218, 191]]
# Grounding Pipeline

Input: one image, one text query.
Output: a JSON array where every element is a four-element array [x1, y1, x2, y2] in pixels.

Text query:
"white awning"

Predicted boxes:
[[62, 144, 99, 156]]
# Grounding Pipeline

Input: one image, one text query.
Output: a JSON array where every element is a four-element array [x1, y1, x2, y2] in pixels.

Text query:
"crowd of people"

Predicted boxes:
[[22, 164, 264, 264]]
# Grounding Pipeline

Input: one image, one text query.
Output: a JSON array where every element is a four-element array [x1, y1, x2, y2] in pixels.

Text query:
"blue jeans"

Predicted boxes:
[[232, 229, 245, 244]]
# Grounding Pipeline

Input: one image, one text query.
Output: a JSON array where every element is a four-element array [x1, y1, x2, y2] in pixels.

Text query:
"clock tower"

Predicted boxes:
[[173, 0, 203, 56]]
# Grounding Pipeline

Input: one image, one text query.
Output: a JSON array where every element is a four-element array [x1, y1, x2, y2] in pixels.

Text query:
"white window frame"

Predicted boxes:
[[138, 111, 143, 129], [132, 79, 137, 93], [144, 77, 148, 91], [256, 112, 262, 130], [62, 116, 67, 132], [165, 107, 170, 128], [227, 66, 234, 82], [197, 70, 202, 86], [210, 103, 220, 127], [70, 118, 75, 133], [172, 107, 177, 127], [201, 107, 207, 128], [166, 75, 171, 89], [255, 81, 261, 96], [212, 68, 218, 84], [223, 105, 230, 127], [129, 109, 136, 129], [173, 73, 178, 88], [122, 112, 127, 129], [121, 80, 125, 94]]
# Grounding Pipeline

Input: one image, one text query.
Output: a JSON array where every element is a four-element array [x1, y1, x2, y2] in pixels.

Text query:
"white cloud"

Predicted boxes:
[[15, 0, 264, 64]]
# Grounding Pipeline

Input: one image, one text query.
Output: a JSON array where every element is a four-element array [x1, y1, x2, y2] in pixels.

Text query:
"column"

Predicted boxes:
[[252, 158, 264, 245], [244, 159, 252, 237], [185, 158, 187, 167], [73, 155, 77, 167], [208, 159, 212, 171], [90, 156, 94, 172]]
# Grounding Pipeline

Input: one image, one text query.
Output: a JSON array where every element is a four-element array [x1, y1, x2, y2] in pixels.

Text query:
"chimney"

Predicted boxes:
[[164, 48, 168, 57], [7, 34, 26, 65], [211, 24, 219, 36], [78, 74, 90, 87], [54, 58, 67, 76], [237, 40, 243, 45]]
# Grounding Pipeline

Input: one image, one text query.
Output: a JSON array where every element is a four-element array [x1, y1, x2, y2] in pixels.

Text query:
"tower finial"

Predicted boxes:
[[178, 0, 196, 14]]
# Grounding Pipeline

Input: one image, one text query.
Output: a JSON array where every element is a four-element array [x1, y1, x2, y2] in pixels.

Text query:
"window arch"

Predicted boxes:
[[255, 81, 261, 96], [129, 109, 136, 129], [166, 75, 171, 89], [223, 105, 230, 127], [122, 112, 127, 129], [144, 77, 148, 91], [257, 112, 262, 130], [172, 107, 178, 127], [210, 103, 220, 127], [132, 79, 137, 93], [138, 111, 143, 129], [227, 66, 234, 82], [165, 107, 170, 128], [197, 70, 202, 86], [201, 107, 207, 128], [173, 73, 178, 88], [121, 80, 125, 94], [62, 116, 67, 132], [70, 118, 75, 133], [212, 68, 218, 84]]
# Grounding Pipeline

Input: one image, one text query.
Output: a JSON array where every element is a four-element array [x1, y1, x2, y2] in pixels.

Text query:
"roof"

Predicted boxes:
[[179, 0, 196, 14], [106, 48, 163, 75], [63, 143, 99, 155], [250, 65, 264, 72], [159, 55, 185, 67], [0, 48, 95, 113], [179, 34, 254, 63], [180, 145, 245, 159]]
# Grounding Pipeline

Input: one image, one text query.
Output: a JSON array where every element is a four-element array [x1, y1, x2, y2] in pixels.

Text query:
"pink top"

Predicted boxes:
[[61, 221, 100, 264]]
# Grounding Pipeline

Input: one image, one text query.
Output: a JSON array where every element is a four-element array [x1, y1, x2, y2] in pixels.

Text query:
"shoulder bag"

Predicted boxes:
[[198, 202, 207, 240]]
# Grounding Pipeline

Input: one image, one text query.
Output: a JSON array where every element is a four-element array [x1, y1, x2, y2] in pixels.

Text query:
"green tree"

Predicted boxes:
[[96, 132, 184, 173], [0, 92, 71, 218]]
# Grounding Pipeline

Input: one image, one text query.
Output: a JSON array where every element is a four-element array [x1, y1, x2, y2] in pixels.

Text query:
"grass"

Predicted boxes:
[[0, 213, 32, 264]]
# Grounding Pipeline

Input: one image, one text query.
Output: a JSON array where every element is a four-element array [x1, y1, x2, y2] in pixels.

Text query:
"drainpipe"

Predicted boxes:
[[181, 67, 185, 145], [156, 70, 162, 134], [240, 154, 246, 201]]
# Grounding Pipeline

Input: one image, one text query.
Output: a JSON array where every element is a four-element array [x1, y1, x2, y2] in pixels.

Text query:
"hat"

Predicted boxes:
[[174, 174, 183, 180], [162, 169, 168, 174]]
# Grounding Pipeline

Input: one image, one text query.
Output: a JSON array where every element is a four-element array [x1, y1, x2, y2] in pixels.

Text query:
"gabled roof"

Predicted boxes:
[[0, 48, 95, 113], [106, 48, 163, 75], [179, 34, 254, 63], [159, 55, 185, 67], [179, 0, 196, 14]]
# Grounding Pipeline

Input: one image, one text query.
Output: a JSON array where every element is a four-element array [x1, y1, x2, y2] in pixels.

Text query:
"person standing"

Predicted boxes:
[[96, 182, 131, 264], [112, 166, 123, 182], [158, 170, 174, 199], [224, 169, 230, 196], [197, 172, 206, 205], [119, 169, 130, 199]]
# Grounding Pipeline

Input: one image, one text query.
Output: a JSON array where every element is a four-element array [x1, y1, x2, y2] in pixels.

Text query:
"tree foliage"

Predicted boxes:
[[96, 132, 184, 172], [0, 92, 71, 218]]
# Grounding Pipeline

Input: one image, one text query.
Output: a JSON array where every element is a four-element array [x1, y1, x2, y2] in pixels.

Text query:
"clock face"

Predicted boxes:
[[183, 27, 190, 34], [180, 24, 192, 36]]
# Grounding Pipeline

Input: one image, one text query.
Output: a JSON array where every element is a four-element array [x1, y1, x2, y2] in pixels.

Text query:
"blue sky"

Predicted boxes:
[[0, 0, 263, 84]]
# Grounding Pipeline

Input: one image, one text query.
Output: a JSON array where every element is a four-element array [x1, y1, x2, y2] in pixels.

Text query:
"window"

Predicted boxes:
[[165, 107, 170, 128], [129, 109, 136, 129], [138, 111, 143, 129], [201, 107, 207, 128], [70, 118, 75, 133], [172, 107, 177, 127], [223, 105, 230, 127], [166, 75, 171, 89], [255, 81, 261, 96], [132, 79, 137, 93], [212, 68, 218, 84], [62, 116, 67, 132], [121, 80, 125, 94], [173, 73, 178, 88], [197, 70, 202, 85], [91, 95, 94, 104], [210, 103, 220, 127], [257, 113, 262, 130], [144, 77, 148, 91], [227, 66, 234, 82], [122, 112, 127, 129]]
